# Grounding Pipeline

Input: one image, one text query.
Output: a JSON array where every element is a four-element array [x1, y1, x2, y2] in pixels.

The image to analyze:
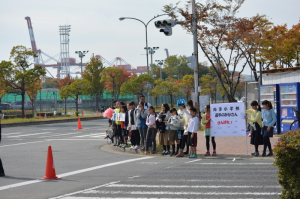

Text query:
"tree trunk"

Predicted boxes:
[[222, 96, 225, 103], [75, 95, 78, 113], [155, 97, 158, 108], [64, 98, 67, 115], [32, 99, 35, 116], [170, 95, 173, 108], [21, 79, 25, 118]]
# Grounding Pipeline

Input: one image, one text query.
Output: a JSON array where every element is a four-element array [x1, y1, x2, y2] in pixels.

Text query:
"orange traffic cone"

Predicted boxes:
[[82, 111, 84, 116], [25, 113, 27, 119], [77, 118, 82, 130], [40, 146, 60, 180], [39, 113, 41, 120], [96, 110, 98, 115]]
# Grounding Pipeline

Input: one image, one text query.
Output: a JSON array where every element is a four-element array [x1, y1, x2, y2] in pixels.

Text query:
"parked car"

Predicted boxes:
[[0, 103, 11, 110], [10, 101, 33, 110]]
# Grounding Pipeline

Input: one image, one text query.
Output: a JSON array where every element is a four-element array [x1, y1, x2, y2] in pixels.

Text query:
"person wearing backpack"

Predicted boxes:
[[156, 103, 171, 155], [261, 100, 277, 157], [167, 108, 181, 156], [128, 101, 140, 150], [145, 106, 157, 154], [245, 101, 264, 156]]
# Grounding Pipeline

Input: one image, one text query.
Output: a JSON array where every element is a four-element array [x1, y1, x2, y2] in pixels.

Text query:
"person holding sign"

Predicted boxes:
[[202, 105, 217, 156], [245, 101, 263, 156], [261, 100, 276, 157], [183, 107, 199, 158]]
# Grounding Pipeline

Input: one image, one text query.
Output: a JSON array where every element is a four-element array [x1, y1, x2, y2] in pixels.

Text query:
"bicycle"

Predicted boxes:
[[290, 108, 300, 130]]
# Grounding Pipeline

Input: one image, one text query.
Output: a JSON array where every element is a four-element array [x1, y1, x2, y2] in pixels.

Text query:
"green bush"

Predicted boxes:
[[273, 130, 300, 199], [36, 112, 62, 117], [2, 110, 32, 115], [75, 111, 79, 117], [3, 114, 34, 119]]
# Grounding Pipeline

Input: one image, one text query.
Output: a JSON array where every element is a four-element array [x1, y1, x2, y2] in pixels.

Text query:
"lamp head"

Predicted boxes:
[[119, 17, 125, 21]]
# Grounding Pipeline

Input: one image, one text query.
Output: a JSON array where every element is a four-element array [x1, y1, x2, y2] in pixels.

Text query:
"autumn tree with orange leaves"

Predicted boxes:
[[26, 78, 42, 115]]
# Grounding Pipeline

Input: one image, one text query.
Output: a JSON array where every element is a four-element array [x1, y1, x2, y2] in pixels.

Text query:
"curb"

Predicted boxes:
[[2, 116, 104, 128]]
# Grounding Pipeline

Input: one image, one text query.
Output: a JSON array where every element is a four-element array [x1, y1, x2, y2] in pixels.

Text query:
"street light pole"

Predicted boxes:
[[192, 0, 199, 111], [155, 60, 164, 79], [146, 47, 159, 78], [75, 50, 89, 77]]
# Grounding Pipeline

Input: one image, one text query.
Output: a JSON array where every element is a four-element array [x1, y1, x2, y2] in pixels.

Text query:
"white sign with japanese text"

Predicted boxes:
[[211, 102, 246, 137]]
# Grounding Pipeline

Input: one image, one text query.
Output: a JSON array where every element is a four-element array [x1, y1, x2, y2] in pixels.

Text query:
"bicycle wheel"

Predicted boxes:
[[290, 120, 299, 131]]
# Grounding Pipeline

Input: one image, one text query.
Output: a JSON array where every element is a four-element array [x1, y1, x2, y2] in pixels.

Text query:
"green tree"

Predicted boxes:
[[26, 78, 42, 115], [0, 46, 46, 117], [200, 75, 218, 103], [150, 78, 164, 107], [155, 79, 181, 108], [163, 55, 193, 79], [59, 79, 90, 115], [180, 74, 194, 101], [101, 67, 124, 106], [82, 54, 105, 110], [0, 81, 8, 103], [120, 74, 153, 100]]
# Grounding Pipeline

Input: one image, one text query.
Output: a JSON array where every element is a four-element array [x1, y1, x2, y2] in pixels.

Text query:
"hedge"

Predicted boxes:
[[273, 130, 300, 199], [36, 112, 62, 117]]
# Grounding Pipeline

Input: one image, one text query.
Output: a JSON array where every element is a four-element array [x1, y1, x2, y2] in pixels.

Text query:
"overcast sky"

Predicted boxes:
[[1, 0, 300, 78]]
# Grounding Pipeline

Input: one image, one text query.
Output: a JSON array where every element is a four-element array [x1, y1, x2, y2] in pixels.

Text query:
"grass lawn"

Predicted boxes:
[[1, 114, 102, 124]]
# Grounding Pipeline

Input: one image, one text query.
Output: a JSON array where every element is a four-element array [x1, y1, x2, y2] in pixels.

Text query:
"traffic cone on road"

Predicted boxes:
[[39, 113, 42, 120], [96, 110, 98, 115], [40, 146, 60, 180], [77, 118, 82, 130], [82, 111, 84, 116], [0, 158, 5, 177]]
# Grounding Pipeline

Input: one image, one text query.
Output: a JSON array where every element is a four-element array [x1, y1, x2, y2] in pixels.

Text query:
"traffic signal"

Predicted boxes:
[[154, 19, 176, 36], [187, 55, 197, 70]]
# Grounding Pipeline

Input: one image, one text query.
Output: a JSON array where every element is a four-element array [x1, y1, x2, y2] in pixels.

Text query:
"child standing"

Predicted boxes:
[[167, 108, 181, 156], [176, 103, 187, 157], [145, 106, 157, 154], [137, 102, 149, 150], [128, 101, 140, 150], [120, 105, 129, 148], [202, 105, 217, 156], [183, 107, 199, 158]]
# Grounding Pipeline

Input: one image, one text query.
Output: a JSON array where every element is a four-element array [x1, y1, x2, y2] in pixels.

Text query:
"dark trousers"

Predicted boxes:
[[206, 136, 216, 151], [180, 133, 189, 151], [132, 130, 140, 146], [116, 125, 124, 144], [146, 128, 157, 151], [263, 136, 272, 153]]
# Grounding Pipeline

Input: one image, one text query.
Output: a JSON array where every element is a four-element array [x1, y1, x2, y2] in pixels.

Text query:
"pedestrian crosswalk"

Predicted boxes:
[[52, 160, 281, 199]]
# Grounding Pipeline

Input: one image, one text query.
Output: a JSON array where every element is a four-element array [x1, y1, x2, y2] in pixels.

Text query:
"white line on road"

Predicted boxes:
[[41, 129, 57, 131], [39, 132, 94, 138], [0, 157, 153, 192], [0, 140, 48, 148], [3, 132, 23, 136], [49, 181, 120, 199], [194, 163, 273, 165], [82, 190, 280, 196], [185, 159, 202, 163], [107, 184, 281, 189], [7, 132, 52, 138], [75, 133, 105, 138], [47, 139, 104, 141]]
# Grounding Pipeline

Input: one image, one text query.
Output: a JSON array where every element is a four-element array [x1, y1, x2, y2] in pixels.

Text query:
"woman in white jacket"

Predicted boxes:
[[128, 101, 140, 150]]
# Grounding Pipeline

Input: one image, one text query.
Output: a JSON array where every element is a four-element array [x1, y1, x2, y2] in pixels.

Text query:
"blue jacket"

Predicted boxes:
[[262, 109, 277, 127]]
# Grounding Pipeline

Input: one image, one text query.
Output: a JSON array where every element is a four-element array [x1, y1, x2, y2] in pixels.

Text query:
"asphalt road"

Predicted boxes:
[[0, 119, 281, 199]]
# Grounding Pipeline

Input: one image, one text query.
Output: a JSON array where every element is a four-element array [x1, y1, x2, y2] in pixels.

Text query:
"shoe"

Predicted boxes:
[[205, 152, 210, 156], [212, 151, 217, 156], [130, 146, 134, 149], [189, 154, 196, 158], [123, 144, 128, 148], [165, 150, 170, 155], [267, 152, 273, 156], [113, 143, 118, 146], [262, 153, 266, 157], [175, 151, 179, 156], [170, 152, 176, 157], [251, 152, 256, 156], [151, 150, 156, 154], [162, 150, 166, 155], [254, 152, 259, 156], [140, 146, 145, 151], [176, 149, 184, 157], [145, 150, 148, 154], [183, 151, 189, 155], [133, 145, 139, 150]]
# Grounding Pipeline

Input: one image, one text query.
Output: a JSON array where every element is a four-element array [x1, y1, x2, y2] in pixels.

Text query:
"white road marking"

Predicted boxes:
[[185, 159, 202, 163], [75, 133, 105, 138], [47, 139, 103, 141], [7, 132, 52, 138], [0, 157, 153, 191], [0, 140, 48, 148], [83, 190, 280, 196], [128, 175, 140, 179], [194, 163, 273, 165], [39, 132, 91, 138], [49, 181, 120, 199], [3, 132, 23, 136], [107, 184, 281, 189], [41, 129, 57, 131]]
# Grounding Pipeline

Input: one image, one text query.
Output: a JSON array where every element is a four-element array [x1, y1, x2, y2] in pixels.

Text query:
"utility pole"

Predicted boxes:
[[192, 0, 199, 112], [75, 50, 89, 77], [155, 60, 164, 79]]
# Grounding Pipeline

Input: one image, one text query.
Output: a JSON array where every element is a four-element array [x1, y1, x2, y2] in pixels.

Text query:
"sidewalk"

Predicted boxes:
[[196, 131, 279, 156]]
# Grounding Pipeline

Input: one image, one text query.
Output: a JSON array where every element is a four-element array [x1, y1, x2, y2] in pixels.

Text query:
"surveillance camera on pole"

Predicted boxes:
[[187, 55, 197, 70], [154, 19, 176, 36]]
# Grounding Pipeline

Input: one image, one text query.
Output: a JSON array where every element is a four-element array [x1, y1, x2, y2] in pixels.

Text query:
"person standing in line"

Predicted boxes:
[[114, 101, 123, 146], [261, 100, 276, 156], [128, 101, 140, 150], [0, 109, 2, 143], [145, 106, 157, 154], [137, 102, 149, 150], [184, 100, 194, 155], [183, 107, 199, 158], [157, 103, 171, 155], [120, 105, 129, 148], [245, 101, 264, 156], [202, 105, 217, 156], [167, 108, 181, 156], [176, 101, 187, 157], [140, 95, 151, 109]]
